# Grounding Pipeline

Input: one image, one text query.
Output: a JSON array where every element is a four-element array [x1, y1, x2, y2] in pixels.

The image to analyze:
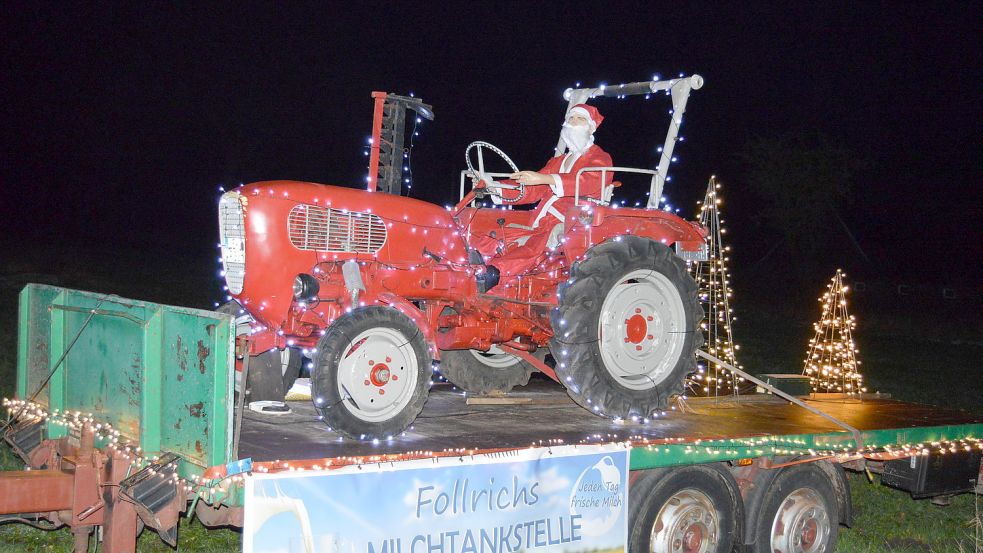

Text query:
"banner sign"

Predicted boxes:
[[244, 444, 629, 553]]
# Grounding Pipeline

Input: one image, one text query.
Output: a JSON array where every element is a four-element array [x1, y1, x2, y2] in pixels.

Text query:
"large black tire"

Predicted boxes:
[[279, 349, 302, 395], [217, 301, 302, 402], [751, 465, 839, 553], [551, 236, 702, 419], [312, 307, 431, 440], [246, 348, 302, 402], [437, 347, 541, 394], [629, 465, 742, 553]]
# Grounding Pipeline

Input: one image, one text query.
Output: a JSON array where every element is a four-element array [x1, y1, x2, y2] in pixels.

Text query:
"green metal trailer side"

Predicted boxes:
[[15, 284, 234, 475]]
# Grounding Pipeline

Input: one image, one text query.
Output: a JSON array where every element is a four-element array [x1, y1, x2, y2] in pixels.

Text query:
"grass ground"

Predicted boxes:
[[841, 473, 982, 552], [0, 244, 980, 551]]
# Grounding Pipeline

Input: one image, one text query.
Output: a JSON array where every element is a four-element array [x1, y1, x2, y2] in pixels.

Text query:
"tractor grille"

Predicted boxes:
[[218, 192, 246, 294], [287, 204, 387, 254]]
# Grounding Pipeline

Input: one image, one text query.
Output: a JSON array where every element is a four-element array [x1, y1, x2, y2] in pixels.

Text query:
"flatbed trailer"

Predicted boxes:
[[240, 380, 983, 466], [2, 285, 981, 553]]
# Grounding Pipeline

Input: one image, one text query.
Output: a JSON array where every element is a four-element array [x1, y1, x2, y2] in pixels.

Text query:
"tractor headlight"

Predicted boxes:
[[292, 274, 320, 302]]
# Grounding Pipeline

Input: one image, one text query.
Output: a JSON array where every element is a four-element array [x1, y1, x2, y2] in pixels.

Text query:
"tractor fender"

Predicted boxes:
[[563, 206, 706, 262], [376, 293, 439, 360]]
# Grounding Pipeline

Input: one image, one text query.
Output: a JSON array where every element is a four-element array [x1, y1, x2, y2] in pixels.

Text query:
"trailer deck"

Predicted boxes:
[[239, 378, 983, 467]]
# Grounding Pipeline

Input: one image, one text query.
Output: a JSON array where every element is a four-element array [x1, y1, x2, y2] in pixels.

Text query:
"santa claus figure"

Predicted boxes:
[[482, 103, 613, 277]]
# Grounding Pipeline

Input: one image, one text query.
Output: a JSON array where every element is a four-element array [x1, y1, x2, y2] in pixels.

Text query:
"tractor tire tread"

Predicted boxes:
[[312, 306, 431, 440], [551, 236, 703, 419], [437, 349, 536, 395]]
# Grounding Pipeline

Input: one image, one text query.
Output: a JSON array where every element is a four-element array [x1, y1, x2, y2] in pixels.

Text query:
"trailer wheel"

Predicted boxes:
[[437, 346, 539, 394], [753, 464, 838, 553], [217, 301, 302, 402], [312, 307, 431, 440], [629, 465, 741, 553], [551, 236, 702, 419]]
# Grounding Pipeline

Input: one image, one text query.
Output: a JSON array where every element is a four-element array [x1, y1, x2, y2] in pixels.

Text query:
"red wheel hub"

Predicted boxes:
[[682, 524, 704, 553], [625, 314, 648, 344], [369, 363, 391, 386], [800, 518, 818, 548]]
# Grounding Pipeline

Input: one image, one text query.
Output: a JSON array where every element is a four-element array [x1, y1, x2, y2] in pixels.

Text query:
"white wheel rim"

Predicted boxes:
[[598, 268, 687, 390], [468, 345, 522, 369], [770, 488, 831, 553], [336, 327, 419, 423], [650, 489, 720, 553]]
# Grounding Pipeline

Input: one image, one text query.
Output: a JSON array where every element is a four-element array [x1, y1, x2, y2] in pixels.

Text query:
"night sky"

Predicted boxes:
[[2, 5, 980, 291]]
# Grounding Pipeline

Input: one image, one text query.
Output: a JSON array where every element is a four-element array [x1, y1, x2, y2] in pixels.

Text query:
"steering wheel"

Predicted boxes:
[[464, 141, 524, 203]]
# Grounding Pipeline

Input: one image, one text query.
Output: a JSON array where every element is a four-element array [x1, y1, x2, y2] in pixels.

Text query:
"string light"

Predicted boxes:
[[1, 398, 255, 505], [688, 177, 745, 396], [4, 397, 980, 502], [803, 269, 866, 394], [362, 95, 426, 195]]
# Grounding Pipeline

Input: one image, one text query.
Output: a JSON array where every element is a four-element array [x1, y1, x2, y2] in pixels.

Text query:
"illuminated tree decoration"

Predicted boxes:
[[802, 269, 866, 394], [688, 176, 746, 396]]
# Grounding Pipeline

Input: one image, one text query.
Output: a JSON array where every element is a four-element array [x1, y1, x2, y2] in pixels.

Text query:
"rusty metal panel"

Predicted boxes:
[[16, 284, 234, 469], [0, 470, 74, 514]]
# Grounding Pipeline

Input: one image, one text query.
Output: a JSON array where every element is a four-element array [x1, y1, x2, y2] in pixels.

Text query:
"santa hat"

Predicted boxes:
[[566, 104, 603, 132]]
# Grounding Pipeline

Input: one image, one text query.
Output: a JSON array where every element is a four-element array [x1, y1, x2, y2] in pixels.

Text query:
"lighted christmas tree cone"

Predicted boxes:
[[686, 176, 751, 397], [802, 269, 866, 395]]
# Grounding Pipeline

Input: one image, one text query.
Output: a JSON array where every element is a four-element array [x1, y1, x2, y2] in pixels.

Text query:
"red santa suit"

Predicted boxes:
[[506, 143, 613, 226], [486, 104, 613, 277]]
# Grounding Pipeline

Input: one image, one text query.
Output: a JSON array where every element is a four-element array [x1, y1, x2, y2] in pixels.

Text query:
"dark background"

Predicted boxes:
[[1, 4, 980, 309], [1, 8, 980, 550]]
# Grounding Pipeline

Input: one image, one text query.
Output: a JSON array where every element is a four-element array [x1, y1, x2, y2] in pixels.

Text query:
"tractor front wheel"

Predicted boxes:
[[312, 307, 431, 440], [551, 236, 702, 419]]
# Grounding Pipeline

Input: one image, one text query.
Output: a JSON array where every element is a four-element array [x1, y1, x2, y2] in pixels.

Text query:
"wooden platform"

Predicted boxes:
[[237, 378, 983, 462]]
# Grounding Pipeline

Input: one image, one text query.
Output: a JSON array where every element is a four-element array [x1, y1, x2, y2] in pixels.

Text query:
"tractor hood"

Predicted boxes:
[[218, 180, 465, 332]]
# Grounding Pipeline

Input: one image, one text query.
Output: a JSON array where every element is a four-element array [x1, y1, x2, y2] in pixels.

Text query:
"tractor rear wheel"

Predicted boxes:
[[437, 346, 540, 394], [550, 236, 702, 419], [312, 307, 431, 440], [217, 301, 301, 402]]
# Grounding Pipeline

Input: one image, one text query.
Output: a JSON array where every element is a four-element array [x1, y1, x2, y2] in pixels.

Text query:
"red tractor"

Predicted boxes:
[[218, 76, 708, 440]]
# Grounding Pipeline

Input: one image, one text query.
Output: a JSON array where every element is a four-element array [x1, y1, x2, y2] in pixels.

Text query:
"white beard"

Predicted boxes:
[[560, 123, 593, 154]]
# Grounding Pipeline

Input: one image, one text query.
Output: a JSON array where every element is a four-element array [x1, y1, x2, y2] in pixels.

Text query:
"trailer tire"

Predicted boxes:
[[551, 236, 702, 419], [752, 464, 838, 553], [437, 347, 540, 394], [629, 465, 742, 553], [312, 307, 431, 440]]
